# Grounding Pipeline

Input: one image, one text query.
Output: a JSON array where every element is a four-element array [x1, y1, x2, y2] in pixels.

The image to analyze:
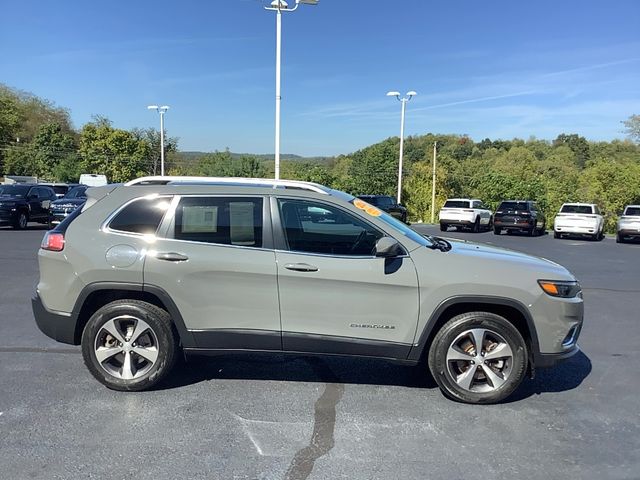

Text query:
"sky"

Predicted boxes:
[[1, 0, 639, 157]]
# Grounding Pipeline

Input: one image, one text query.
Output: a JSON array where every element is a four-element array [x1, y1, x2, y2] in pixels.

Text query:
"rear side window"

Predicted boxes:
[[444, 200, 470, 208], [109, 196, 172, 235], [174, 197, 263, 248]]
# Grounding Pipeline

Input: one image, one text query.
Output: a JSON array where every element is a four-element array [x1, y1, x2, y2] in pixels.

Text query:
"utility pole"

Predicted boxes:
[[431, 141, 437, 224]]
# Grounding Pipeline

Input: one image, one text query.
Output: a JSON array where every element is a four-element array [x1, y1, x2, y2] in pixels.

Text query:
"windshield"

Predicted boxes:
[[444, 200, 470, 208], [624, 207, 640, 216], [561, 205, 594, 214], [64, 186, 87, 199], [339, 193, 431, 247], [499, 201, 529, 211], [0, 185, 30, 197]]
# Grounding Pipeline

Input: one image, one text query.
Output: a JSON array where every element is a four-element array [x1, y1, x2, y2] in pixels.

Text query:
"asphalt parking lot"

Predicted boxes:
[[1, 224, 639, 480]]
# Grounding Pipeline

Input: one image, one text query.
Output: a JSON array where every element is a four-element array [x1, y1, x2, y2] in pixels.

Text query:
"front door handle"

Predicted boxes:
[[156, 252, 189, 262], [284, 263, 318, 272]]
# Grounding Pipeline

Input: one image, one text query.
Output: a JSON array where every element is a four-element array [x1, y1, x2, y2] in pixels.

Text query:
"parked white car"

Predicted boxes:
[[553, 203, 604, 241], [616, 205, 640, 243], [439, 198, 493, 232]]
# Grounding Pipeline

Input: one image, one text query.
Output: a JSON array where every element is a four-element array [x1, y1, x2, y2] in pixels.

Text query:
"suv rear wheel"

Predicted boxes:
[[428, 312, 527, 404], [81, 300, 179, 391]]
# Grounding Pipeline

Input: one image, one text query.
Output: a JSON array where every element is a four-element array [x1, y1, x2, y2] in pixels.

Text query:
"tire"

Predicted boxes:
[[440, 223, 447, 232], [553, 231, 561, 239], [428, 312, 528, 404], [81, 300, 179, 391], [528, 227, 536, 237], [13, 211, 28, 230], [616, 233, 624, 244], [486, 216, 494, 232], [493, 227, 501, 235], [401, 213, 408, 224], [472, 217, 480, 233]]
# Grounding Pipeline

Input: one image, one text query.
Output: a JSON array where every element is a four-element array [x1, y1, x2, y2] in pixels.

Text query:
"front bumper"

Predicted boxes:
[[0, 209, 19, 225], [536, 344, 581, 368], [32, 291, 78, 345]]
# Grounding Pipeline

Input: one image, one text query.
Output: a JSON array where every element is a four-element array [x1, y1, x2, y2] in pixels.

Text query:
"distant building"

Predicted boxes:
[[2, 175, 38, 184]]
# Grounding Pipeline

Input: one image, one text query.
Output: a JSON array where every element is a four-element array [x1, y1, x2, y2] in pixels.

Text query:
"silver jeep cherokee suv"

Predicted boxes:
[[32, 177, 583, 404]]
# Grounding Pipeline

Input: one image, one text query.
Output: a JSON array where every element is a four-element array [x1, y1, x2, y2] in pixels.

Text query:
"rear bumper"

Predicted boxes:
[[440, 219, 474, 226], [32, 291, 78, 345], [554, 225, 598, 235], [494, 218, 534, 229], [618, 228, 640, 238]]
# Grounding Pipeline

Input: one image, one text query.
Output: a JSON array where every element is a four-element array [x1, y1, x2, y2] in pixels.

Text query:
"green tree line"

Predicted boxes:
[[2, 83, 639, 232]]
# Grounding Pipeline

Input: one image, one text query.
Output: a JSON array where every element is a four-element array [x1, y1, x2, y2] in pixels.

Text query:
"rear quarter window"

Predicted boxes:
[[108, 196, 173, 235]]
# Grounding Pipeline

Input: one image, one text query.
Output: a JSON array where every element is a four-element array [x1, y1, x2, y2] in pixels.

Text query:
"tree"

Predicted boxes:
[[553, 133, 590, 168], [622, 114, 640, 143], [78, 118, 152, 183], [131, 127, 179, 175]]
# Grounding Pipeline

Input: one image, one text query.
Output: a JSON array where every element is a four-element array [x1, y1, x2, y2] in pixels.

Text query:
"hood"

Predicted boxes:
[[442, 237, 573, 279], [0, 195, 25, 202], [52, 198, 85, 207]]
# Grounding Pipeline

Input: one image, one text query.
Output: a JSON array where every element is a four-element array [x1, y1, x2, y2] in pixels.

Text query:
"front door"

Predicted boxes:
[[143, 195, 281, 350], [273, 197, 419, 358]]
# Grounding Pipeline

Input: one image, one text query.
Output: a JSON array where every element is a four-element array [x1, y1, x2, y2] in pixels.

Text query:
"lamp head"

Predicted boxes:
[[386, 91, 400, 97], [147, 105, 158, 110]]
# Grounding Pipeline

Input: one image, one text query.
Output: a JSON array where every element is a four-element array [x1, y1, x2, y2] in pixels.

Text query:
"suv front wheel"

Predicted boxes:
[[81, 300, 179, 391], [428, 312, 527, 404]]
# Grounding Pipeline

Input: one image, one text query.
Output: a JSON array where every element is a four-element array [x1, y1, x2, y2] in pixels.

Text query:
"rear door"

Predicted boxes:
[[143, 195, 281, 350], [273, 197, 419, 358]]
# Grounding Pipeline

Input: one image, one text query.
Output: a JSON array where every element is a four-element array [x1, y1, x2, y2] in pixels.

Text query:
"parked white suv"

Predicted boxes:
[[553, 203, 604, 241], [616, 205, 640, 243], [439, 198, 492, 232]]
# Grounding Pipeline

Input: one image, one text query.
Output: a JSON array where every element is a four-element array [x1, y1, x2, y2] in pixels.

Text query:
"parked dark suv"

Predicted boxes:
[[494, 200, 546, 236], [357, 195, 408, 223], [0, 184, 57, 229], [50, 185, 88, 225]]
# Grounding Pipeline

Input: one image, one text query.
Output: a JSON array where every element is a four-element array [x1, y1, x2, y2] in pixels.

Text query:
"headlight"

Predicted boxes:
[[538, 280, 582, 298]]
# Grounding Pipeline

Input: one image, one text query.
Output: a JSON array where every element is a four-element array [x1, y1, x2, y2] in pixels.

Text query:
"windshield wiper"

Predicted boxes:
[[424, 235, 452, 252]]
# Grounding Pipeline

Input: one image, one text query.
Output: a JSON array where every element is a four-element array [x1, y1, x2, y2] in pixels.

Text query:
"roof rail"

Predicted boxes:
[[124, 176, 331, 194]]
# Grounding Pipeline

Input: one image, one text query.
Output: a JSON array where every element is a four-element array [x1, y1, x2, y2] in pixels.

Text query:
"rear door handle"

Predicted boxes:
[[284, 263, 318, 272], [156, 252, 189, 262]]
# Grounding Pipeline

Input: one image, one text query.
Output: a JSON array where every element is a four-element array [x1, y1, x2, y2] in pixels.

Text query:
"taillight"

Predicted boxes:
[[41, 232, 65, 251]]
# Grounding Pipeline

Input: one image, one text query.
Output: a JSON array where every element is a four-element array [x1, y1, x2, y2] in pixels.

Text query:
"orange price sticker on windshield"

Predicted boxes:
[[365, 206, 382, 217], [353, 199, 368, 210]]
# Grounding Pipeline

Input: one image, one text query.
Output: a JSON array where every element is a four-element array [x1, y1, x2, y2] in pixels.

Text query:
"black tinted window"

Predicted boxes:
[[498, 202, 529, 211], [0, 185, 29, 197], [278, 199, 383, 256], [560, 205, 593, 214], [65, 187, 87, 199], [175, 197, 263, 247], [444, 200, 470, 208], [625, 207, 640, 216], [109, 196, 172, 235]]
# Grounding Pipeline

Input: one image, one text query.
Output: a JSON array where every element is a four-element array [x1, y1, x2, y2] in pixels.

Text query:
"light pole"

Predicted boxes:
[[386, 90, 416, 204], [147, 105, 170, 176], [264, 0, 318, 180]]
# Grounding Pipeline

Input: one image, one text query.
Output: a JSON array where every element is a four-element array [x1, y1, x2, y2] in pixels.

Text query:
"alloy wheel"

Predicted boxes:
[[94, 315, 159, 380], [445, 328, 514, 393]]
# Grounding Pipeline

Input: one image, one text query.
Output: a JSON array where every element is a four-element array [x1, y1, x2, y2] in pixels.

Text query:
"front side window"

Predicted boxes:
[[109, 196, 173, 235], [175, 196, 263, 247], [278, 199, 383, 256]]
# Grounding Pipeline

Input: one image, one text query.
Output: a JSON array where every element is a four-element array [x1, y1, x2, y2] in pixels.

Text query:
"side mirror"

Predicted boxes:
[[374, 236, 403, 257]]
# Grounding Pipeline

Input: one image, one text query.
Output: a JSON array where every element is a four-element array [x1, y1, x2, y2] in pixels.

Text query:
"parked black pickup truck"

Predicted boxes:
[[0, 184, 57, 229]]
